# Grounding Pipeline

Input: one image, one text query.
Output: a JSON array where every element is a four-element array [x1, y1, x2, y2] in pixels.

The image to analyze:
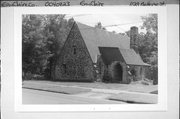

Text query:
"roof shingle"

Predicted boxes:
[[98, 47, 149, 66], [119, 49, 150, 66], [75, 22, 149, 66], [98, 47, 124, 65], [76, 22, 130, 62]]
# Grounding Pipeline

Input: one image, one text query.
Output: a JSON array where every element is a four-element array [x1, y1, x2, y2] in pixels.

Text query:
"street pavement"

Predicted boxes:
[[23, 88, 124, 104], [22, 80, 158, 104], [23, 80, 157, 93]]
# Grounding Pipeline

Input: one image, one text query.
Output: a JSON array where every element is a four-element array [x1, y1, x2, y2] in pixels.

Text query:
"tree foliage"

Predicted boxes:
[[141, 14, 158, 83], [95, 22, 106, 30], [125, 14, 158, 82], [22, 15, 74, 79], [139, 14, 158, 66], [141, 14, 158, 34], [132, 14, 158, 82]]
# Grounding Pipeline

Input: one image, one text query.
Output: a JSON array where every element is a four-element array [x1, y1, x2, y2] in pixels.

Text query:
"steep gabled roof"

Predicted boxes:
[[119, 49, 150, 66], [76, 22, 130, 62], [98, 47, 124, 65], [72, 22, 148, 66], [98, 47, 149, 66]]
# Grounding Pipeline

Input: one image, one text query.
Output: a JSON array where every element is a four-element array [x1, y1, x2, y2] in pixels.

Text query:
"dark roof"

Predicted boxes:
[[98, 47, 124, 65], [76, 22, 130, 62], [119, 49, 150, 66], [98, 47, 149, 66], [74, 22, 149, 66]]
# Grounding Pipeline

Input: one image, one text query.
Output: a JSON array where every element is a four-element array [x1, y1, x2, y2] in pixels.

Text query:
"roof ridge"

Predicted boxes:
[[75, 21, 129, 38], [73, 21, 130, 62], [98, 46, 119, 49]]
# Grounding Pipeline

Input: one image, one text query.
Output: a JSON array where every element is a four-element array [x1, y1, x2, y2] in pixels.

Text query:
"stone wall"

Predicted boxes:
[[96, 56, 106, 81], [54, 23, 95, 81], [109, 61, 129, 84], [127, 65, 144, 81], [97, 60, 130, 84]]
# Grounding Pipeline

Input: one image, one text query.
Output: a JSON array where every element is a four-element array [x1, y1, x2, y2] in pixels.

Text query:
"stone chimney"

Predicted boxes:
[[130, 26, 139, 53]]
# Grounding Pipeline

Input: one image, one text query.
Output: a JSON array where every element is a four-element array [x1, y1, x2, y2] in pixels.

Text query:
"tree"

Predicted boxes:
[[138, 14, 158, 83], [125, 14, 158, 83], [140, 14, 158, 65], [125, 30, 130, 37], [119, 33, 126, 36], [22, 15, 74, 80], [43, 16, 74, 79], [95, 22, 106, 30], [141, 14, 158, 34], [22, 15, 49, 75]]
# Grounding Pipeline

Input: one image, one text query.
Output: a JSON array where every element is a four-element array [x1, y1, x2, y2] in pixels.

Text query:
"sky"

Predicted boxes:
[[65, 14, 148, 33]]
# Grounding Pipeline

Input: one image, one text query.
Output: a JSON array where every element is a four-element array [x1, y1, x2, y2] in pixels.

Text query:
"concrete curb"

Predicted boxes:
[[23, 85, 91, 95], [108, 92, 158, 104]]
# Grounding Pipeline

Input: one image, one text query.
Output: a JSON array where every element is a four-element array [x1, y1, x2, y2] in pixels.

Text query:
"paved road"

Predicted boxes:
[[23, 89, 124, 104]]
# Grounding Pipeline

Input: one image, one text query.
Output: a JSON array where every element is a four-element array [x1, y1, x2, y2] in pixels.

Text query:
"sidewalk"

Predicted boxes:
[[23, 80, 158, 104], [108, 93, 157, 104], [23, 81, 91, 94]]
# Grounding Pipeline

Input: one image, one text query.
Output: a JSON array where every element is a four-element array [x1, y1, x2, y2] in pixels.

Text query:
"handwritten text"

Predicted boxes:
[[130, 1, 165, 6], [80, 0, 104, 6], [1, 1, 36, 7]]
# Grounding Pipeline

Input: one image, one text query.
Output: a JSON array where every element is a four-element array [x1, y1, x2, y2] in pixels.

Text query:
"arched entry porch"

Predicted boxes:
[[110, 61, 124, 82]]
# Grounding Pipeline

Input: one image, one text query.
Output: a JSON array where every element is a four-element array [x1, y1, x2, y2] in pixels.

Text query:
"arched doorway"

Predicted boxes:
[[111, 62, 123, 82]]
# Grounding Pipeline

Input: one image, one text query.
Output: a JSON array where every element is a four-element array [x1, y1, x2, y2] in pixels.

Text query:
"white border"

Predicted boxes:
[[14, 6, 167, 112]]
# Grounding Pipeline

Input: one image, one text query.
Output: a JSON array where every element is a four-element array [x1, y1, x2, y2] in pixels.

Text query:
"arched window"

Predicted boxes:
[[73, 45, 76, 55], [62, 63, 67, 74]]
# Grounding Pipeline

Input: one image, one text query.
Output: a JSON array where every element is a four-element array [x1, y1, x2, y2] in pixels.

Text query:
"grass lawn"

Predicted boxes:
[[24, 80, 158, 93]]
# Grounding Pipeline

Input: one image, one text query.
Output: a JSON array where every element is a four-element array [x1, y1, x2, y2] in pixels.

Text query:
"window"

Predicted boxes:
[[73, 45, 76, 55], [140, 67, 143, 75], [130, 68, 136, 76], [99, 62, 102, 74], [62, 63, 67, 74]]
